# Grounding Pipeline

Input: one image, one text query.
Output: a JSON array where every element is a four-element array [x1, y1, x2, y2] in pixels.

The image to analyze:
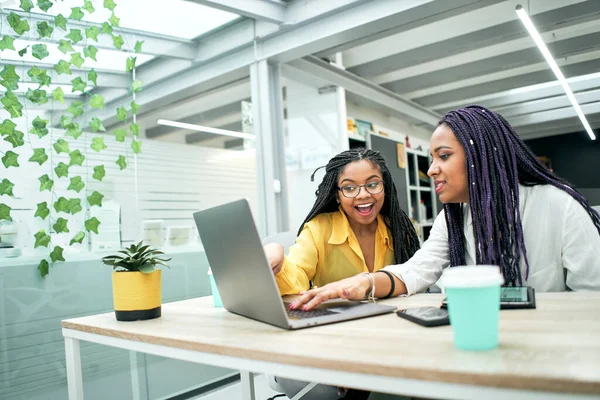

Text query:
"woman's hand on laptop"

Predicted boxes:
[[288, 275, 371, 311], [263, 243, 284, 275]]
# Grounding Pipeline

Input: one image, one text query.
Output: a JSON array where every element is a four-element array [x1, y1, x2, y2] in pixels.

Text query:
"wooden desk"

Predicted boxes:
[[61, 292, 600, 400]]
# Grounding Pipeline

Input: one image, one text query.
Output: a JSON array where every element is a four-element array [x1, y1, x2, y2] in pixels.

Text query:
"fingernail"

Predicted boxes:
[[342, 289, 348, 297], [302, 305, 308, 311], [289, 302, 295, 309]]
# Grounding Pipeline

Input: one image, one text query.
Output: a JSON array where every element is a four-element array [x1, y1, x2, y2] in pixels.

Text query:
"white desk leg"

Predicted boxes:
[[240, 371, 255, 400], [64, 337, 84, 400]]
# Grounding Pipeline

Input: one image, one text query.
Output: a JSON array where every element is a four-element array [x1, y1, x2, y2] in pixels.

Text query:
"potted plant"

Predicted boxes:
[[102, 241, 171, 321]]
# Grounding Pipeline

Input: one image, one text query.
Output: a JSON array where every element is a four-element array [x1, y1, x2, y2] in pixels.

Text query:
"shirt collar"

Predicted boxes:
[[329, 207, 393, 251]]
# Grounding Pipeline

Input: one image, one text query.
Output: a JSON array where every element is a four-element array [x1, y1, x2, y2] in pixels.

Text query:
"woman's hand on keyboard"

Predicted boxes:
[[263, 243, 284, 275], [288, 275, 371, 311]]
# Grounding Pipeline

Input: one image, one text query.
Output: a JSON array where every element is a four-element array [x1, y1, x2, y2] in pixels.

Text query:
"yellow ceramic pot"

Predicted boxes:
[[112, 270, 161, 321]]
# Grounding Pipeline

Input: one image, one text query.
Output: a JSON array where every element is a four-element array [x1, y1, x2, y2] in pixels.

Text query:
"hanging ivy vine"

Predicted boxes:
[[0, 0, 143, 277]]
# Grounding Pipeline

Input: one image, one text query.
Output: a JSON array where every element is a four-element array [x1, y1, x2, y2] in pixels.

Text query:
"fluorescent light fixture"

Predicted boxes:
[[157, 119, 254, 140], [516, 5, 596, 140]]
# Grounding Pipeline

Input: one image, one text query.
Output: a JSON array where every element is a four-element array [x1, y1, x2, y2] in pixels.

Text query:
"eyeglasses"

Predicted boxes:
[[338, 181, 384, 198]]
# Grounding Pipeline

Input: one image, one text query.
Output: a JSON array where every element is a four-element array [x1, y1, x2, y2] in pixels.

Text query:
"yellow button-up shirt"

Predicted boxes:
[[275, 209, 395, 295]]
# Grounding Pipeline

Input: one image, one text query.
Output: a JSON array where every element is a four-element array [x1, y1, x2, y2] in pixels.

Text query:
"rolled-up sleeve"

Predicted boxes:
[[275, 224, 319, 295], [384, 211, 451, 295]]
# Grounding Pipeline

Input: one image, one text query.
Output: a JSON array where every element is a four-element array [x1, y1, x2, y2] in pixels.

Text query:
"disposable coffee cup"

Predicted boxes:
[[207, 268, 223, 308], [441, 266, 504, 350]]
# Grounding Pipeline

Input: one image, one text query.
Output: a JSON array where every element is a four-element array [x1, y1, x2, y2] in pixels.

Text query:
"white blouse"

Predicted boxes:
[[385, 184, 600, 294]]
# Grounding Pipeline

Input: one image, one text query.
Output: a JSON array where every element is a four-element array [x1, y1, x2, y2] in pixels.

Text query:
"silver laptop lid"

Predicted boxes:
[[193, 199, 290, 328]]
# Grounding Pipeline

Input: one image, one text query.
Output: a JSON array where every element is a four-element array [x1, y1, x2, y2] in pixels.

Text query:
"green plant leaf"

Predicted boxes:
[[89, 118, 106, 133], [130, 123, 140, 136], [112, 34, 124, 49], [38, 174, 54, 191], [54, 13, 67, 30], [126, 56, 136, 72], [29, 148, 48, 165], [50, 246, 65, 262], [70, 198, 82, 214], [0, 178, 14, 196], [68, 176, 84, 192], [25, 88, 48, 105], [85, 26, 99, 41], [0, 203, 12, 221], [54, 197, 81, 214], [67, 100, 83, 117], [69, 7, 84, 20], [54, 60, 72, 75], [134, 40, 144, 53], [8, 12, 30, 35], [65, 126, 83, 140], [83, 45, 98, 61], [93, 165, 105, 181], [116, 106, 127, 121], [115, 155, 126, 170], [53, 217, 70, 233], [60, 115, 74, 129], [3, 129, 24, 148], [1, 65, 20, 91], [101, 22, 112, 34], [66, 29, 83, 44], [54, 162, 69, 178], [83, 0, 95, 13], [70, 231, 85, 245], [52, 86, 65, 103], [130, 101, 140, 115], [70, 52, 85, 68], [131, 140, 142, 154], [0, 119, 16, 135], [18, 46, 28, 56], [85, 217, 101, 234], [58, 39, 74, 54], [34, 230, 51, 247], [68, 149, 85, 166], [2, 151, 19, 168], [37, 0, 53, 12], [53, 138, 70, 154], [90, 94, 104, 109], [35, 201, 50, 219], [37, 21, 53, 39], [30, 116, 49, 138], [0, 36, 15, 51], [109, 13, 120, 27], [91, 137, 108, 152], [88, 69, 98, 86], [20, 0, 34, 12], [87, 191, 104, 207], [132, 80, 142, 93], [104, 0, 116, 10], [114, 128, 127, 142], [27, 66, 51, 87], [2, 92, 23, 118], [31, 43, 49, 60], [38, 259, 49, 277], [71, 76, 86, 92]]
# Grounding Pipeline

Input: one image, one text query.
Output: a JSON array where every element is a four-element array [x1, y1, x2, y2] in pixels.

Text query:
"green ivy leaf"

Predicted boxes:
[[85, 26, 99, 42], [54, 60, 72, 75], [0, 36, 15, 51], [20, 0, 34, 12], [126, 56, 136, 72], [31, 44, 49, 60], [68, 150, 85, 166], [85, 217, 100, 234], [27, 66, 51, 88], [116, 107, 127, 121], [67, 176, 85, 192], [54, 162, 69, 178], [66, 29, 83, 44], [114, 128, 126, 142], [132, 80, 142, 93], [50, 246, 65, 262], [37, 0, 53, 12], [82, 0, 95, 13], [134, 40, 144, 53], [38, 259, 49, 277], [70, 52, 85, 68], [101, 22, 112, 34], [1, 65, 20, 91], [30, 116, 49, 138], [112, 34, 124, 49], [53, 138, 70, 154], [4, 129, 24, 148], [60, 115, 74, 129], [90, 94, 104, 109], [53, 217, 70, 233], [69, 231, 85, 245], [69, 7, 84, 21], [71, 76, 86, 93], [115, 155, 126, 170], [104, 0, 116, 11], [34, 230, 51, 248], [25, 88, 48, 105], [130, 123, 140, 136], [69, 198, 82, 214], [54, 197, 81, 214], [2, 151, 19, 168], [109, 13, 120, 27], [88, 69, 98, 86], [54, 14, 67, 31], [8, 12, 30, 35], [0, 119, 16, 135], [2, 92, 23, 118], [93, 165, 106, 181], [34, 202, 50, 219], [67, 100, 84, 117], [29, 148, 48, 165], [0, 203, 12, 221], [87, 191, 104, 207], [52, 86, 65, 103], [131, 140, 142, 154], [38, 174, 54, 191], [130, 101, 140, 115], [65, 126, 83, 140], [90, 118, 106, 133], [37, 21, 53, 39], [0, 178, 14, 196], [58, 39, 74, 54], [91, 137, 107, 151], [83, 45, 98, 61], [18, 46, 28, 56]]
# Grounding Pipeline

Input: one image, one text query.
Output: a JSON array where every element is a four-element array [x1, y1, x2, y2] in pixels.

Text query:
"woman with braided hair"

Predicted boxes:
[[290, 105, 600, 311]]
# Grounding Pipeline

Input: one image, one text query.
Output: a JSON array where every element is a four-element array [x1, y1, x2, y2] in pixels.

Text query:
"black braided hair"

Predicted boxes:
[[299, 148, 420, 264], [441, 105, 600, 285]]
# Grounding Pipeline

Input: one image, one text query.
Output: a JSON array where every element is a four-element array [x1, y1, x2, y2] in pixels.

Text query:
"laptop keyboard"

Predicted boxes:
[[284, 305, 336, 319]]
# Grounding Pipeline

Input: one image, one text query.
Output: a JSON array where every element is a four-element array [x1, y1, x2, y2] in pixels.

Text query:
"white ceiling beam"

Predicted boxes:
[[495, 89, 600, 118], [185, 0, 287, 24], [371, 19, 600, 84], [342, 0, 586, 68], [509, 101, 600, 127]]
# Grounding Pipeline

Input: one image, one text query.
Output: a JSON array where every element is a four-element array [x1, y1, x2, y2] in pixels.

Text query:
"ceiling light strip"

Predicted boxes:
[[157, 119, 254, 140]]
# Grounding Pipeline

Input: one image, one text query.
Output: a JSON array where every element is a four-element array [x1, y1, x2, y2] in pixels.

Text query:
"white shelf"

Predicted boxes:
[[348, 131, 366, 142]]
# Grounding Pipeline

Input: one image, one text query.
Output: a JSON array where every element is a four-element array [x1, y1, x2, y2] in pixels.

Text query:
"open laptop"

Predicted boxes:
[[193, 198, 396, 330]]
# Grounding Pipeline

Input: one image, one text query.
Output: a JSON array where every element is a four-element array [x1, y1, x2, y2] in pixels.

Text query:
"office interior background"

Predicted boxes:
[[1, 0, 599, 399]]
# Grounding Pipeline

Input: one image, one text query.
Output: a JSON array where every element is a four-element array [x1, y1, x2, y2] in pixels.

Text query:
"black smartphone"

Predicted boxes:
[[396, 307, 450, 327]]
